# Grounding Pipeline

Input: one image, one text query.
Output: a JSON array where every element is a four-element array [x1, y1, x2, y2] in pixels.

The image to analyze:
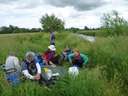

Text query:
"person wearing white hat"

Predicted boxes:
[[48, 45, 56, 51], [42, 45, 60, 67]]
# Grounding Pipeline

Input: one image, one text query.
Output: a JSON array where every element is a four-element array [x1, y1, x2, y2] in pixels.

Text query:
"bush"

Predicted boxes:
[[101, 10, 128, 36]]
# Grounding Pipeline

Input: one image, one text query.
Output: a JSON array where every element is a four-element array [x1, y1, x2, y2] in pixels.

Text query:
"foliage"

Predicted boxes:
[[89, 36, 128, 96], [0, 25, 42, 34], [40, 14, 64, 32], [101, 10, 128, 36]]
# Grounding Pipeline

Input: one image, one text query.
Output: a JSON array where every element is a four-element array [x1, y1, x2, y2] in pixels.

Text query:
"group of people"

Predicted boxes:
[[3, 32, 89, 86]]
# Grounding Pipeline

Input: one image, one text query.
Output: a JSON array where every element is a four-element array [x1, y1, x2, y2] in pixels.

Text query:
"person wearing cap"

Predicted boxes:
[[68, 49, 88, 68], [5, 52, 21, 85], [42, 45, 60, 66], [22, 52, 41, 80]]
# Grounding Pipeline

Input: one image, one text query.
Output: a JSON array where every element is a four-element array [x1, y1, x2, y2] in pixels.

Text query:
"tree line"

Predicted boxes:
[[1, 10, 127, 35], [0, 14, 93, 34], [0, 25, 42, 34]]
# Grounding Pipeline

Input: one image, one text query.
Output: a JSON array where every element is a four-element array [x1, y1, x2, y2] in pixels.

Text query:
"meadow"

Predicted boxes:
[[0, 32, 128, 96]]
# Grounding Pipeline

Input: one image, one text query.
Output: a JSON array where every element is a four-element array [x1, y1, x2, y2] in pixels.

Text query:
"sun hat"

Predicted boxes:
[[48, 45, 56, 51]]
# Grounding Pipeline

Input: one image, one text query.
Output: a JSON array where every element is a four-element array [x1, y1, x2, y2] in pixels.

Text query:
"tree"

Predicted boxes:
[[40, 14, 64, 32], [101, 10, 128, 36]]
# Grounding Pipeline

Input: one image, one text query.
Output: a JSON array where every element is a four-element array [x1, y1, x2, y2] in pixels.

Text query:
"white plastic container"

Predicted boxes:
[[68, 66, 79, 77], [46, 69, 52, 80]]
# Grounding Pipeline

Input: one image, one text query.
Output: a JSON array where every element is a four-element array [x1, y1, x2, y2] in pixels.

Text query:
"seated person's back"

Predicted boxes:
[[5, 52, 21, 85]]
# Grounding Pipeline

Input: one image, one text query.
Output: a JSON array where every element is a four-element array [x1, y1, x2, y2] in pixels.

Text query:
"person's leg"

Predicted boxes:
[[72, 60, 78, 67], [77, 59, 84, 68], [6, 72, 20, 86], [72, 60, 83, 68]]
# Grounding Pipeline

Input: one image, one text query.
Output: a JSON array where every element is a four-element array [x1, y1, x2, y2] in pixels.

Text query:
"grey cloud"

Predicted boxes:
[[16, 2, 40, 9], [10, 0, 44, 9], [0, 0, 17, 4], [45, 0, 107, 11], [0, 0, 42, 9], [0, 0, 107, 10]]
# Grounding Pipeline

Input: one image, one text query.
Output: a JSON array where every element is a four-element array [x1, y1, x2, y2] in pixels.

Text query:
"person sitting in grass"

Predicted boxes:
[[68, 49, 88, 68], [22, 52, 41, 81], [60, 45, 73, 62], [22, 51, 58, 86], [5, 52, 21, 85], [42, 45, 60, 67]]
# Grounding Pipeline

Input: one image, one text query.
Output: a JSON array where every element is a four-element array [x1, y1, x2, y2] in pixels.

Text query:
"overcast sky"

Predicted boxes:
[[0, 0, 128, 28]]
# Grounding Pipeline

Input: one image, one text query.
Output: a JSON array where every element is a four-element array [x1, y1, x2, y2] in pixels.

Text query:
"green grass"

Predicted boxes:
[[0, 32, 127, 96], [89, 36, 128, 96], [0, 32, 91, 64]]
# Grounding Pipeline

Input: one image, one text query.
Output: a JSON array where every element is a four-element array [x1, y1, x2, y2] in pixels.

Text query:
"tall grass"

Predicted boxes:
[[0, 67, 115, 96], [89, 36, 128, 95]]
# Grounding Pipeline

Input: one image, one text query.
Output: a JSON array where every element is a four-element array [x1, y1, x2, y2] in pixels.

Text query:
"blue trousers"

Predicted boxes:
[[6, 72, 20, 86]]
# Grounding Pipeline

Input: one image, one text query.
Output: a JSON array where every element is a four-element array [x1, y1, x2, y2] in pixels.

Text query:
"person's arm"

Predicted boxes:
[[81, 54, 88, 65], [68, 53, 74, 64], [33, 62, 41, 80], [36, 62, 41, 74], [22, 70, 34, 79]]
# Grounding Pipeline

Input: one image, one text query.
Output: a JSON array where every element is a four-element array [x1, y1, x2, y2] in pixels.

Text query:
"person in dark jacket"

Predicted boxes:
[[22, 52, 41, 80], [22, 52, 54, 86], [50, 32, 55, 45]]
